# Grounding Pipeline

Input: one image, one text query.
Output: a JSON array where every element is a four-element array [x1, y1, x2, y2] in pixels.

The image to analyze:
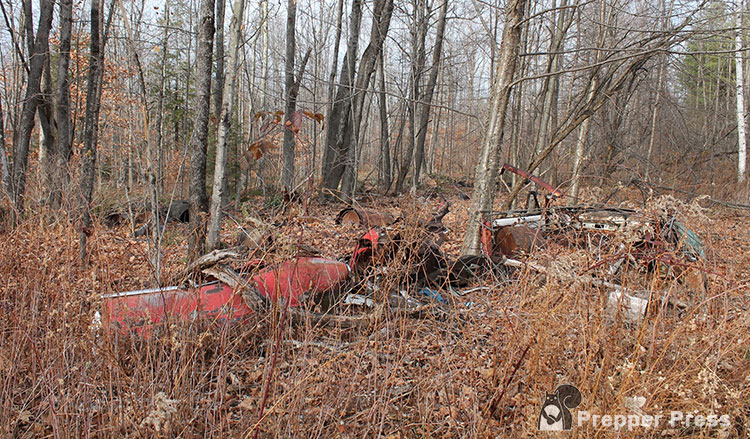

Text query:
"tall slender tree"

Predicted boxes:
[[322, 0, 394, 198], [461, 0, 528, 256], [735, 0, 746, 183], [213, 0, 226, 118], [10, 0, 55, 220], [413, 0, 449, 186], [188, 0, 216, 259], [208, 0, 246, 250], [321, 0, 363, 195], [281, 0, 298, 193], [79, 0, 104, 262], [51, 0, 73, 208]]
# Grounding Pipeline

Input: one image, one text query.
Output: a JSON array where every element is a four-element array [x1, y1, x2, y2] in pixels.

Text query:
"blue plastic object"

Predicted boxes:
[[418, 287, 446, 303]]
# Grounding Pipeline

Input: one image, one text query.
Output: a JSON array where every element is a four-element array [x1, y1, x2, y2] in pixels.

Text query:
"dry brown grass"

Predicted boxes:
[[1, 188, 748, 438]]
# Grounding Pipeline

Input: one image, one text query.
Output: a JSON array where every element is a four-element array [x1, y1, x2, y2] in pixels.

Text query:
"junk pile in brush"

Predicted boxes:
[[101, 167, 706, 336]]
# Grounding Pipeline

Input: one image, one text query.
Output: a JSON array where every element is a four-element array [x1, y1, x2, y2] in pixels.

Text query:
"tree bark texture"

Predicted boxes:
[[213, 0, 226, 119], [320, 0, 363, 194], [51, 0, 73, 209], [322, 0, 394, 197], [736, 0, 746, 183], [10, 0, 55, 220], [208, 0, 246, 250], [188, 0, 216, 259], [377, 50, 391, 190], [339, 0, 394, 198], [461, 0, 527, 256], [281, 0, 298, 192], [79, 0, 104, 262], [413, 0, 449, 185]]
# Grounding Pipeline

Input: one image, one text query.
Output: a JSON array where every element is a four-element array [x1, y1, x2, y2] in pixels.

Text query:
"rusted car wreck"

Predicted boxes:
[[103, 167, 705, 335]]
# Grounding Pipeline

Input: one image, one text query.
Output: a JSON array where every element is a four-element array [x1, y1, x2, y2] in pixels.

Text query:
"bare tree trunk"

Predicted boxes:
[[213, 0, 226, 118], [736, 0, 747, 183], [155, 1, 170, 193], [281, 0, 298, 193], [395, 0, 427, 193], [320, 0, 363, 193], [79, 0, 104, 262], [645, 0, 668, 182], [569, 76, 597, 202], [207, 0, 246, 250], [323, 0, 394, 197], [52, 0, 73, 209], [569, 0, 606, 201], [339, 0, 395, 198], [461, 0, 528, 256], [260, 0, 268, 109], [377, 50, 391, 190], [645, 59, 665, 182], [11, 0, 55, 221], [533, 0, 569, 157], [39, 45, 56, 203], [325, 0, 345, 125], [0, 97, 9, 198], [188, 0, 216, 260], [413, 0, 448, 185]]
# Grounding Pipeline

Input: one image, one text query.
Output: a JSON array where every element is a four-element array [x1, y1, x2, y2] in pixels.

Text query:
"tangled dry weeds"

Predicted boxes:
[[1, 188, 748, 438]]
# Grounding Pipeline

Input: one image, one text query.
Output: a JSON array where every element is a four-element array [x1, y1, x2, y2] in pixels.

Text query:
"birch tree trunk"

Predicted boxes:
[[188, 0, 216, 259], [207, 0, 246, 250], [39, 45, 56, 200], [461, 0, 528, 256], [736, 0, 747, 183], [568, 76, 597, 202]]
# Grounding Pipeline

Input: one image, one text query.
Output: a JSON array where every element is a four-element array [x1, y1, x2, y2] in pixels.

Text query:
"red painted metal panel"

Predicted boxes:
[[103, 282, 251, 335], [103, 257, 350, 335], [251, 257, 350, 306]]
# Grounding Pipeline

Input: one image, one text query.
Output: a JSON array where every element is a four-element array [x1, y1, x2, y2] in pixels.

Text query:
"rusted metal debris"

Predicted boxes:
[[501, 163, 563, 197], [104, 203, 456, 336], [349, 201, 451, 289], [103, 257, 350, 335], [480, 224, 543, 258], [103, 282, 251, 336], [103, 189, 705, 336], [335, 207, 395, 227], [479, 206, 701, 261]]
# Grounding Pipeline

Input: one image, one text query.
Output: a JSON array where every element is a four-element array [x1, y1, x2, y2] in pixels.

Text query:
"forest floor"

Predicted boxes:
[[1, 183, 749, 438]]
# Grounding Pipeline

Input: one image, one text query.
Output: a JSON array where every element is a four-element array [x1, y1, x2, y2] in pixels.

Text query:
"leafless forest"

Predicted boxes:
[[1, 0, 750, 437]]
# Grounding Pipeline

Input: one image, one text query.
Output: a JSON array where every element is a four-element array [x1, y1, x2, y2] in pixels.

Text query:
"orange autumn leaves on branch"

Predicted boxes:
[[245, 109, 324, 162]]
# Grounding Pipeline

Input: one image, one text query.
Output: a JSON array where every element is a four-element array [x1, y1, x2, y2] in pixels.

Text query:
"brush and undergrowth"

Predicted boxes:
[[1, 185, 749, 438]]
